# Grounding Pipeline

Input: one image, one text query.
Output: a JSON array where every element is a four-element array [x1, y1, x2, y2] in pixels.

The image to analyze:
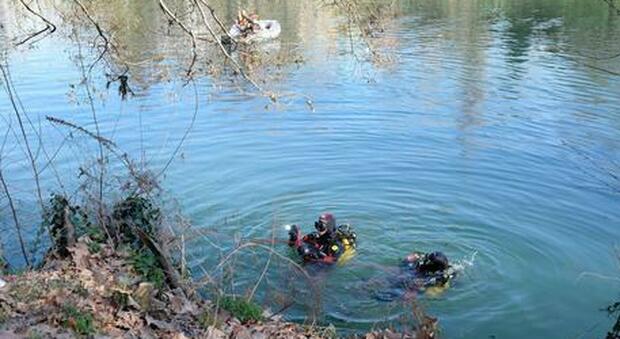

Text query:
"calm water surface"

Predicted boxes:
[[1, 1, 620, 338]]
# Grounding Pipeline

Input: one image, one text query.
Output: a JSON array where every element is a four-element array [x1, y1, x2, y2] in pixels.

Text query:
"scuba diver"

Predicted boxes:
[[400, 251, 455, 291], [373, 251, 456, 302], [231, 10, 261, 39], [287, 213, 357, 264]]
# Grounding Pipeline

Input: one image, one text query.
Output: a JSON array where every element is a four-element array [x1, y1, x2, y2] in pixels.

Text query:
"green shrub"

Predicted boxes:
[[219, 296, 263, 323], [62, 304, 95, 336], [111, 290, 130, 309], [112, 195, 160, 247], [87, 241, 102, 254], [0, 256, 7, 274], [131, 249, 165, 289], [43, 194, 91, 257]]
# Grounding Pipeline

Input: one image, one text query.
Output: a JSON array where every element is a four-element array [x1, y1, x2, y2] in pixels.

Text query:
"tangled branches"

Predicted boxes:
[[158, 0, 275, 100]]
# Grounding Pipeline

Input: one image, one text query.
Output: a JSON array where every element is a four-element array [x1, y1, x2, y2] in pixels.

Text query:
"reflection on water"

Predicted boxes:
[[1, 1, 620, 338]]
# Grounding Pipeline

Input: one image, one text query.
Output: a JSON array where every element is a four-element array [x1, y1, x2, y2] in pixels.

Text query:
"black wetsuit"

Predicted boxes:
[[372, 252, 455, 302], [288, 214, 349, 263], [301, 230, 342, 260]]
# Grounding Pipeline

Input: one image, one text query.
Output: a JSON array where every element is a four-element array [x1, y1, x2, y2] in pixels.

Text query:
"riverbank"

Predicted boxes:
[[0, 236, 429, 338]]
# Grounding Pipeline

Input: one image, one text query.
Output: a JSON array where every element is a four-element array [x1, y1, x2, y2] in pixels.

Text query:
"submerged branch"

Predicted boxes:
[[205, 241, 321, 321]]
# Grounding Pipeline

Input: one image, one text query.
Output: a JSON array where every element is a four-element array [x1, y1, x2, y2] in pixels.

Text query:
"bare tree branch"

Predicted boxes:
[[0, 63, 46, 213], [72, 0, 115, 74], [0, 166, 30, 268], [158, 0, 198, 77]]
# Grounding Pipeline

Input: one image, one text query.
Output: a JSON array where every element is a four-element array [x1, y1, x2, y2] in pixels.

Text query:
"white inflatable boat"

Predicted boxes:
[[229, 20, 281, 43]]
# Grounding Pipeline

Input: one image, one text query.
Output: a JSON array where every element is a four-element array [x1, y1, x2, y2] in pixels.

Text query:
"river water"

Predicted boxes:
[[1, 0, 620, 338]]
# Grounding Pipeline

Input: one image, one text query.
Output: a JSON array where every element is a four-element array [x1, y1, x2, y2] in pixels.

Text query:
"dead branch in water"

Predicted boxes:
[[205, 241, 322, 322], [15, 0, 57, 46], [45, 116, 117, 150]]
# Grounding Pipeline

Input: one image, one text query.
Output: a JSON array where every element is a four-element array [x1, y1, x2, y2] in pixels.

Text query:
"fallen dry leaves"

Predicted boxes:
[[1, 237, 411, 338]]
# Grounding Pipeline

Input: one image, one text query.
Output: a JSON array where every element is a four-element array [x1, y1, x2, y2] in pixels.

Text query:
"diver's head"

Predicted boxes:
[[315, 213, 336, 235], [404, 252, 422, 263], [419, 251, 449, 273]]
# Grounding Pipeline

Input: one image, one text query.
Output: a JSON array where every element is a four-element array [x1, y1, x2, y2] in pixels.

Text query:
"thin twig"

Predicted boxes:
[[561, 139, 620, 193], [45, 116, 142, 187], [206, 240, 321, 321], [574, 49, 620, 61], [198, 0, 236, 41], [45, 116, 117, 149], [192, 0, 274, 99], [158, 0, 198, 77], [72, 0, 115, 74], [0, 166, 30, 268], [2, 63, 66, 193], [248, 223, 275, 302], [156, 78, 198, 178], [74, 36, 114, 246], [0, 64, 46, 213]]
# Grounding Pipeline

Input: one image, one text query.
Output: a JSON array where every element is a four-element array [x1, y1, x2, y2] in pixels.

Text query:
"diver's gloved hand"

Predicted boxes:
[[288, 224, 299, 246], [305, 232, 320, 242]]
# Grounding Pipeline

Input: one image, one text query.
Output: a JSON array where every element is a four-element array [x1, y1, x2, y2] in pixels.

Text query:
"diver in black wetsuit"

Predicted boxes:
[[373, 251, 455, 302], [399, 251, 454, 290], [288, 213, 348, 263]]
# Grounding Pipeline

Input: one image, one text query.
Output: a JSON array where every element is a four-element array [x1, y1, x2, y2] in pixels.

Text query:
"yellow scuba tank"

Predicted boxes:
[[424, 281, 450, 297], [336, 224, 357, 265]]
